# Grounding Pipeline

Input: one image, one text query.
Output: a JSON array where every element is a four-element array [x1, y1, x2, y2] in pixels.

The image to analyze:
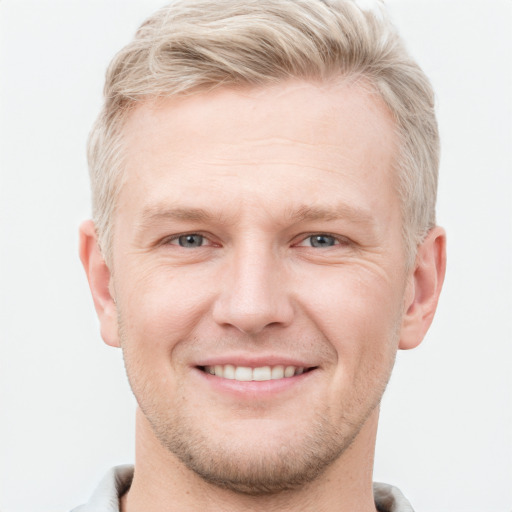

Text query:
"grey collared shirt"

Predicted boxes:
[[71, 465, 415, 512]]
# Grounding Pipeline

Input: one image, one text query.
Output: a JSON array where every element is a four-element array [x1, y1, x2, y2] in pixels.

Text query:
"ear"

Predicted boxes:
[[399, 226, 447, 350], [79, 220, 120, 348]]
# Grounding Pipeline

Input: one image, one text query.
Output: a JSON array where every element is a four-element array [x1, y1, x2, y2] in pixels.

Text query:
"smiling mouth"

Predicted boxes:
[[198, 365, 316, 382]]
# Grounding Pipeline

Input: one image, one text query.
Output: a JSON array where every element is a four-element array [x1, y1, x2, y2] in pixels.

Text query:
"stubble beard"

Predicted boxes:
[[146, 402, 363, 496], [124, 360, 394, 496], [119, 315, 398, 496]]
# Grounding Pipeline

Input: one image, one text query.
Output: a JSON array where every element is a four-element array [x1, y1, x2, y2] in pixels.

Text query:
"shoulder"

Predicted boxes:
[[373, 482, 415, 512], [70, 465, 134, 512]]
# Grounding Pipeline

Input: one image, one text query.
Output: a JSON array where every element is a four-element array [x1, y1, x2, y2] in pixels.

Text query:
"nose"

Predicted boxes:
[[211, 244, 294, 335]]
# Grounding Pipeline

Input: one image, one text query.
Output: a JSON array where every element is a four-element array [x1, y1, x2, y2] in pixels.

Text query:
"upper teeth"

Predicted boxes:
[[203, 365, 305, 381]]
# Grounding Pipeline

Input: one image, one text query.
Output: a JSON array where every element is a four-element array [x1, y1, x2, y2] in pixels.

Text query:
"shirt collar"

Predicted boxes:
[[74, 465, 414, 512]]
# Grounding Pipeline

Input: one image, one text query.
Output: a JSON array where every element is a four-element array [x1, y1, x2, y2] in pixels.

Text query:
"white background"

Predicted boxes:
[[0, 1, 510, 511]]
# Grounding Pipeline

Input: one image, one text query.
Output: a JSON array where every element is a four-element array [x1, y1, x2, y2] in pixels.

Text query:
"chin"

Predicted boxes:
[[144, 405, 370, 496]]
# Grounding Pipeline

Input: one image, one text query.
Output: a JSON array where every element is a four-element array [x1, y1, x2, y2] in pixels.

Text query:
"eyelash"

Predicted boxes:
[[162, 232, 351, 249], [296, 233, 350, 248], [164, 233, 213, 248]]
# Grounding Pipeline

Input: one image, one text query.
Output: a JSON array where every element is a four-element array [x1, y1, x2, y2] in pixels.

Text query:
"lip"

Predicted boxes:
[[194, 354, 316, 369], [192, 356, 318, 400], [195, 367, 316, 398]]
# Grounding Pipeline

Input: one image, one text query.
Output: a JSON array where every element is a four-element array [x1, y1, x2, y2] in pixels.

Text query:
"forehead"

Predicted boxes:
[[123, 79, 396, 155], [118, 79, 399, 224]]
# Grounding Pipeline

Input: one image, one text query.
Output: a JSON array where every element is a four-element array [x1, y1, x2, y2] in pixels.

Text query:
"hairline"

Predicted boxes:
[[97, 74, 419, 271]]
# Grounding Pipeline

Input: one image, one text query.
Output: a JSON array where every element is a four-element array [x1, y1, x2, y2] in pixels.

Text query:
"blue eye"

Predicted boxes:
[[176, 234, 204, 248], [308, 235, 337, 247]]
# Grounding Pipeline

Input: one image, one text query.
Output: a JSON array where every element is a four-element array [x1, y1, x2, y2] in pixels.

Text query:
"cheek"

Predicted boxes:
[[298, 265, 404, 370], [119, 264, 215, 334], [115, 270, 217, 389], [300, 264, 404, 329]]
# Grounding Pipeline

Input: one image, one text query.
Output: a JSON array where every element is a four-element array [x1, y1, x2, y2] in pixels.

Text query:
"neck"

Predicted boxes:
[[121, 408, 379, 512]]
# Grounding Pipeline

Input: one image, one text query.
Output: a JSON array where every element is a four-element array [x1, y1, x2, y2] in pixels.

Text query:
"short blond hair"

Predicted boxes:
[[88, 0, 439, 266]]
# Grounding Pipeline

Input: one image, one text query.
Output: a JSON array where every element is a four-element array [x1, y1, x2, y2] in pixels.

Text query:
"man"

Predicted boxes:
[[76, 0, 446, 510]]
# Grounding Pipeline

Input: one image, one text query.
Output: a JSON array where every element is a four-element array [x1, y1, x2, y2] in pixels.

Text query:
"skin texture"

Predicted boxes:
[[80, 80, 446, 512]]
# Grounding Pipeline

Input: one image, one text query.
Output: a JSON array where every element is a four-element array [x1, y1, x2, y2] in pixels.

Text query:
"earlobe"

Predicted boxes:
[[79, 220, 121, 348], [399, 226, 447, 350]]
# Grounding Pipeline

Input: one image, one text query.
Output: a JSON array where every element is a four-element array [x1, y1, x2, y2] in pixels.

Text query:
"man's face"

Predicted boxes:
[[111, 80, 408, 493]]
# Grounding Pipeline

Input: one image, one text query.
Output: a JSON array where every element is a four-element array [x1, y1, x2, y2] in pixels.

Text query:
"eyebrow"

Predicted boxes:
[[140, 206, 216, 225], [137, 203, 375, 229], [286, 204, 375, 225]]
